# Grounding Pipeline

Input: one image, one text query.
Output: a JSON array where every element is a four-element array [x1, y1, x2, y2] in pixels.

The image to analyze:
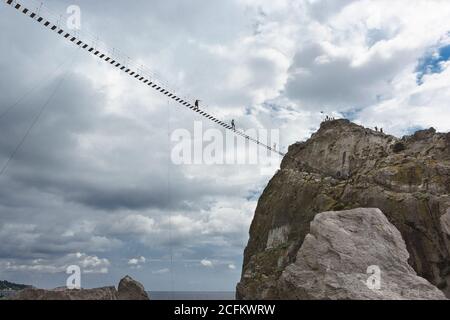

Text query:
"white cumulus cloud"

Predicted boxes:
[[200, 259, 214, 268]]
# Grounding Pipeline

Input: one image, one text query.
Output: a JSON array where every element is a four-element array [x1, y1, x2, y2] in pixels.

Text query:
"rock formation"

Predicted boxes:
[[10, 286, 118, 300], [278, 208, 446, 300], [117, 275, 150, 300], [10, 275, 149, 300], [237, 120, 450, 299]]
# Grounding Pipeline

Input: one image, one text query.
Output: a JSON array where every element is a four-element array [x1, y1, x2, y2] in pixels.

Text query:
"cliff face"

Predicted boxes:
[[237, 120, 450, 299]]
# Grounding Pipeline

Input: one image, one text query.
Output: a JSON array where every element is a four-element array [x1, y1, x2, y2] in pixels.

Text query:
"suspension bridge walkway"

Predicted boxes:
[[3, 0, 286, 157]]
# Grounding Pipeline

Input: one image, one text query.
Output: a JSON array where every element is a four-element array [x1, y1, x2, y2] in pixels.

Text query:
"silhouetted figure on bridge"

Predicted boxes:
[[231, 119, 236, 131], [194, 99, 201, 111]]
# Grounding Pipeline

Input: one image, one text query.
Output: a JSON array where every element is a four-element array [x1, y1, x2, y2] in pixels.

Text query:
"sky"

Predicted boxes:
[[1, 0, 450, 291]]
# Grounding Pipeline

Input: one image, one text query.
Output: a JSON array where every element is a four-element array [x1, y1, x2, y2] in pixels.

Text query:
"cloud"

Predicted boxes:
[[283, 0, 450, 112], [228, 264, 236, 270], [0, 252, 110, 274], [354, 59, 450, 136], [0, 222, 121, 260], [109, 216, 156, 236], [200, 259, 214, 268], [128, 256, 146, 266], [152, 268, 170, 275], [95, 198, 255, 251]]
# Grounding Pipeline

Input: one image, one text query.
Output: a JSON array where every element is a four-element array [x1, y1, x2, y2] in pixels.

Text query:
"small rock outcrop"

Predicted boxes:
[[10, 276, 149, 300], [237, 120, 450, 299], [277, 208, 446, 300], [117, 275, 150, 300]]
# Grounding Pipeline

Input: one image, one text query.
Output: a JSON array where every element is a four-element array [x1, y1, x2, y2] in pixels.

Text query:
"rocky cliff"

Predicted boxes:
[[10, 275, 149, 300], [237, 120, 450, 299]]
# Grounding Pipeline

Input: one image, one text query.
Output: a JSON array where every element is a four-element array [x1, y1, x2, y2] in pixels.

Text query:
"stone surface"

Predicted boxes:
[[10, 276, 149, 300], [237, 120, 450, 299], [277, 208, 446, 300], [117, 275, 150, 300], [441, 209, 450, 236]]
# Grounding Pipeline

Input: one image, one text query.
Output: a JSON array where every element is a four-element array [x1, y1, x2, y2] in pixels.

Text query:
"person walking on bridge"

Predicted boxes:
[[194, 99, 201, 111], [231, 119, 236, 131]]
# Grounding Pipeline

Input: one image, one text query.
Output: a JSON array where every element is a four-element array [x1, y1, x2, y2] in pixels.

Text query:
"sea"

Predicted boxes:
[[149, 291, 235, 300]]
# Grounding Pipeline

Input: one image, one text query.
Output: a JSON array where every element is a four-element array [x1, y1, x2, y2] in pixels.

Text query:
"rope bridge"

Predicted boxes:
[[3, 0, 286, 157]]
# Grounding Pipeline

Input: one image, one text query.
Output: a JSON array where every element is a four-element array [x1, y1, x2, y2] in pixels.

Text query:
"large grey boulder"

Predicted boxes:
[[278, 208, 447, 300]]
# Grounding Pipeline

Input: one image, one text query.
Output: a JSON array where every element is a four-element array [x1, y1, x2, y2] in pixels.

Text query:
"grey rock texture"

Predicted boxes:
[[441, 209, 450, 236], [237, 120, 450, 299], [278, 208, 446, 300], [10, 276, 149, 300], [117, 275, 150, 300]]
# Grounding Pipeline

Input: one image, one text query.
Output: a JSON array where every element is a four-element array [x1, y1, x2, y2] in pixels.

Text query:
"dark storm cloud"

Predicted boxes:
[[0, 50, 238, 214], [0, 64, 240, 212]]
